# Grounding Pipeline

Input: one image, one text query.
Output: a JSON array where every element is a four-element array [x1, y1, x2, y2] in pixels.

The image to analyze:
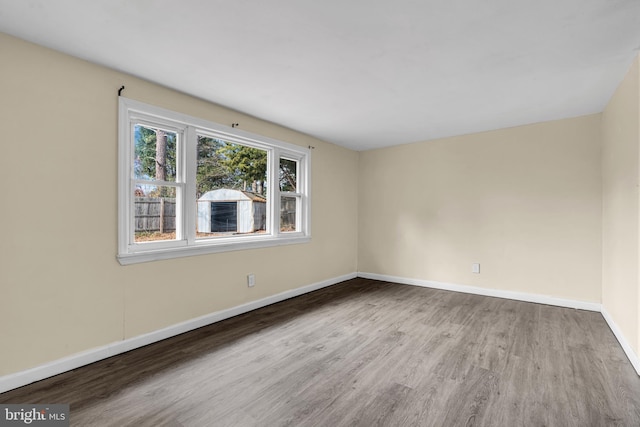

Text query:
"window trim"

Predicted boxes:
[[118, 97, 311, 265]]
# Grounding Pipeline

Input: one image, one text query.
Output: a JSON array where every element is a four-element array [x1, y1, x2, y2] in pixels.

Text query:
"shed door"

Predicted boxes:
[[211, 202, 237, 232]]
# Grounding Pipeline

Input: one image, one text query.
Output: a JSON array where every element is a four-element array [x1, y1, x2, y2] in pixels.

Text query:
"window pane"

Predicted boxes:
[[280, 196, 298, 232], [133, 186, 177, 242], [196, 137, 268, 238], [280, 158, 297, 192], [134, 124, 177, 182]]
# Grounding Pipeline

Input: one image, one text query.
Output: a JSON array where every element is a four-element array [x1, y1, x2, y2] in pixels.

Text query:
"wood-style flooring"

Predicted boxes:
[[2, 278, 640, 426]]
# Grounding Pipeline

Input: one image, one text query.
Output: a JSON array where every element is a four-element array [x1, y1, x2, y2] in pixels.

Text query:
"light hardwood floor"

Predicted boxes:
[[2, 278, 640, 426]]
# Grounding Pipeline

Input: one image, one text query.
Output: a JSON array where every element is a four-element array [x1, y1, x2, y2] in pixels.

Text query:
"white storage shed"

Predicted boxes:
[[197, 189, 267, 234]]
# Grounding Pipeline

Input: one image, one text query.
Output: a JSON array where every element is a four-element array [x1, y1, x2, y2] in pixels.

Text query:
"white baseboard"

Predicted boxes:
[[358, 272, 601, 311], [601, 307, 640, 376], [0, 272, 357, 394], [359, 271, 640, 376]]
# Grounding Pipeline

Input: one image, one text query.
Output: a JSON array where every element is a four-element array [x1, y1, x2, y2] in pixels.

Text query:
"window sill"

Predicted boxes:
[[117, 235, 311, 265]]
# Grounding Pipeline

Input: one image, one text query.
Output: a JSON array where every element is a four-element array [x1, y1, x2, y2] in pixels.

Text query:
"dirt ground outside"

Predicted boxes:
[[134, 230, 268, 242]]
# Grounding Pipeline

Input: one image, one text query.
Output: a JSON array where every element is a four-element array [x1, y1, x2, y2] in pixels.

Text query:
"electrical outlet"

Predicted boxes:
[[247, 274, 256, 287], [472, 263, 480, 274]]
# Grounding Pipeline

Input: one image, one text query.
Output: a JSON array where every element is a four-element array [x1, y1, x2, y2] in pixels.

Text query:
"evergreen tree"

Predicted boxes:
[[196, 136, 235, 197], [219, 143, 268, 194]]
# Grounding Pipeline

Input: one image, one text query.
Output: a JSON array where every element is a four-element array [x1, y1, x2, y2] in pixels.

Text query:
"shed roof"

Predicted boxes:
[[199, 189, 266, 203]]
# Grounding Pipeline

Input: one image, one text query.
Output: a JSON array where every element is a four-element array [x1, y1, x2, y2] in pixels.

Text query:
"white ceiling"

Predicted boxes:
[[1, 1, 639, 150]]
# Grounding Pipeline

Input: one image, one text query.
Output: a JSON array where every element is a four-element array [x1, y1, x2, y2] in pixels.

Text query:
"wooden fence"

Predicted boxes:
[[135, 197, 176, 233], [280, 197, 296, 231], [135, 197, 295, 233]]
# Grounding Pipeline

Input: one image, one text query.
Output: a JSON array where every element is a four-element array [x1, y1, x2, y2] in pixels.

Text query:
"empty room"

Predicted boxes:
[[1, 1, 640, 426]]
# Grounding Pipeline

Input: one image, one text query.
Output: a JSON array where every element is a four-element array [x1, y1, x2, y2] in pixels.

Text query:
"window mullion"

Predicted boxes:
[[271, 148, 280, 237], [184, 126, 197, 244]]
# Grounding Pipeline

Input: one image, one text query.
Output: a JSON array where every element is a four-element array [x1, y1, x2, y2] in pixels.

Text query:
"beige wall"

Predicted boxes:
[[0, 33, 358, 376], [602, 55, 640, 355], [358, 115, 603, 302]]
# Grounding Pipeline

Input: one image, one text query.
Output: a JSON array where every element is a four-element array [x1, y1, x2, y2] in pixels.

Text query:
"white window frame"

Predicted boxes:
[[118, 97, 311, 265]]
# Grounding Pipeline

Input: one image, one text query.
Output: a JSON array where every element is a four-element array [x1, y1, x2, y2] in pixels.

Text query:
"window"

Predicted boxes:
[[118, 97, 310, 264]]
